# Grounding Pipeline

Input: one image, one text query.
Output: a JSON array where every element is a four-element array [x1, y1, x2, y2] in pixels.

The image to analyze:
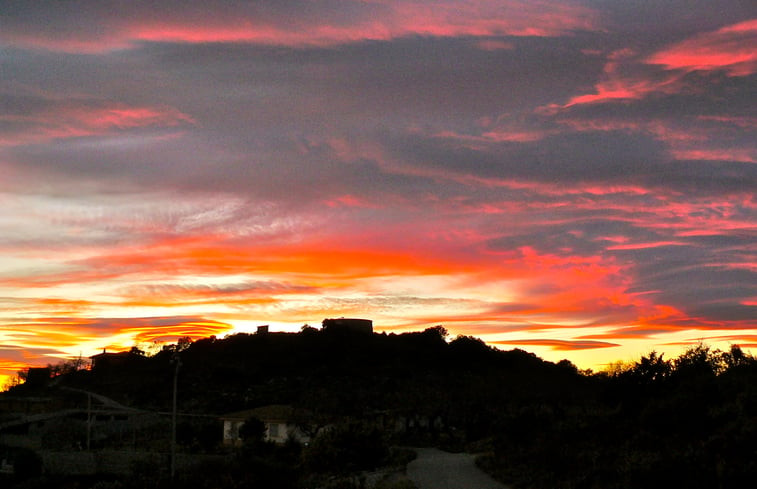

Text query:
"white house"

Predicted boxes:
[[221, 405, 311, 446]]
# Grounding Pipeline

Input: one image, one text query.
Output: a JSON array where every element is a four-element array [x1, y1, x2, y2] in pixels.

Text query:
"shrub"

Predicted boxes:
[[303, 422, 389, 474]]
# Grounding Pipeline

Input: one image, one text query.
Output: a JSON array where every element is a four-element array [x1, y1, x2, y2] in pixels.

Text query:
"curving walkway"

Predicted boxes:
[[406, 448, 511, 489]]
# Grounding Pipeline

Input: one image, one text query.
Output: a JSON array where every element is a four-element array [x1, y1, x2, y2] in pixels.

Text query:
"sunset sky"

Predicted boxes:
[[1, 1, 755, 384]]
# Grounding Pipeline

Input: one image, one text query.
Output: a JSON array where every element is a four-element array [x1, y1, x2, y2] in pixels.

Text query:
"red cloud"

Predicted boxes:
[[555, 55, 686, 111], [2, 1, 599, 53], [550, 19, 757, 111], [0, 101, 194, 146], [647, 19, 757, 76]]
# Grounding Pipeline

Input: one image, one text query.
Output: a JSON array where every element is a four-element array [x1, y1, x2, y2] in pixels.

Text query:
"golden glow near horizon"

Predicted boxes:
[[0, 2, 755, 387]]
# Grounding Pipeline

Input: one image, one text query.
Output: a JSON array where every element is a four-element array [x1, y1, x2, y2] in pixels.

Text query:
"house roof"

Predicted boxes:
[[90, 351, 131, 360], [220, 404, 298, 423]]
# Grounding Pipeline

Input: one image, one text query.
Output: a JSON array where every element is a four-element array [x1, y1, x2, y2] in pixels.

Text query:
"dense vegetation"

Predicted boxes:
[[3, 325, 756, 488], [479, 344, 757, 489]]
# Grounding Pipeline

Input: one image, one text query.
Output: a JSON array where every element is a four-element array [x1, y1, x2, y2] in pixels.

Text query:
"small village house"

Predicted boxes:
[[221, 405, 310, 446]]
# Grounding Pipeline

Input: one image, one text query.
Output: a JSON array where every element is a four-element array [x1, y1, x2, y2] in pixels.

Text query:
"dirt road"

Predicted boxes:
[[406, 448, 511, 489]]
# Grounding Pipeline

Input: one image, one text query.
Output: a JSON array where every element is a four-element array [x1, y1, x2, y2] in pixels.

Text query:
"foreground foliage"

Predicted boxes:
[[479, 344, 757, 489], [3, 327, 755, 488]]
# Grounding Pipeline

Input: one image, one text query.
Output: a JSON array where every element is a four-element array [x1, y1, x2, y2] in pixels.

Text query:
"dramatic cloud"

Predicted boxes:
[[0, 1, 755, 383], [646, 19, 757, 77], [0, 0, 599, 52], [0, 316, 231, 383]]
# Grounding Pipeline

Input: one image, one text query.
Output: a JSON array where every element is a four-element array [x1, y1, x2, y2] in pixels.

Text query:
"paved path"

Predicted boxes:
[[406, 448, 511, 489]]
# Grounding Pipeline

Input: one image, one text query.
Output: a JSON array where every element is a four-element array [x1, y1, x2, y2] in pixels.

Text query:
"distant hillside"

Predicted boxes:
[[49, 326, 589, 422], [5, 327, 757, 489]]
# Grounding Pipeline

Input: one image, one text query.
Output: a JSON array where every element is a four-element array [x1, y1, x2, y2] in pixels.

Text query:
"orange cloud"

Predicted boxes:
[[0, 175, 751, 376], [123, 320, 233, 344], [0, 359, 43, 389], [2, 316, 232, 351], [16, 298, 100, 317], [695, 335, 757, 349], [71, 235, 478, 284], [492, 338, 620, 351], [0, 316, 233, 387]]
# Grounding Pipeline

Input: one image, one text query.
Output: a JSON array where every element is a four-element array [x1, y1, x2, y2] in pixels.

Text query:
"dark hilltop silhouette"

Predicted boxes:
[[1, 319, 756, 489]]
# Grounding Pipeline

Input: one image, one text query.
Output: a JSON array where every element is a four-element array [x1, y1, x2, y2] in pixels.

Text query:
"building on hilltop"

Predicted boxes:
[[25, 368, 51, 388], [90, 348, 147, 373], [321, 318, 373, 335], [90, 351, 131, 372]]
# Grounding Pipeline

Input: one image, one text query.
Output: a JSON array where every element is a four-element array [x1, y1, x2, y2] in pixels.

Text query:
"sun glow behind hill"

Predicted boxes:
[[0, 1, 755, 386]]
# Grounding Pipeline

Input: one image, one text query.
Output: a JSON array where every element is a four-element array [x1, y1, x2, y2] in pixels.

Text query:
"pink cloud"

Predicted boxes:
[[3, 1, 599, 53], [647, 19, 757, 76], [670, 148, 757, 163], [324, 194, 379, 209], [606, 241, 687, 251], [556, 115, 757, 163], [548, 19, 756, 112], [433, 128, 554, 144], [556, 49, 683, 108], [0, 101, 194, 146]]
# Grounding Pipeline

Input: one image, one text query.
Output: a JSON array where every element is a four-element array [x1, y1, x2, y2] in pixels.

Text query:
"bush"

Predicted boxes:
[[303, 422, 390, 474]]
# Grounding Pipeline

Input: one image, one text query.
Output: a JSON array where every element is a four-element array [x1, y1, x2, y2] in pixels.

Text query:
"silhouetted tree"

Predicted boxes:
[[629, 350, 671, 384], [239, 416, 266, 445], [448, 335, 490, 359], [424, 325, 448, 341]]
